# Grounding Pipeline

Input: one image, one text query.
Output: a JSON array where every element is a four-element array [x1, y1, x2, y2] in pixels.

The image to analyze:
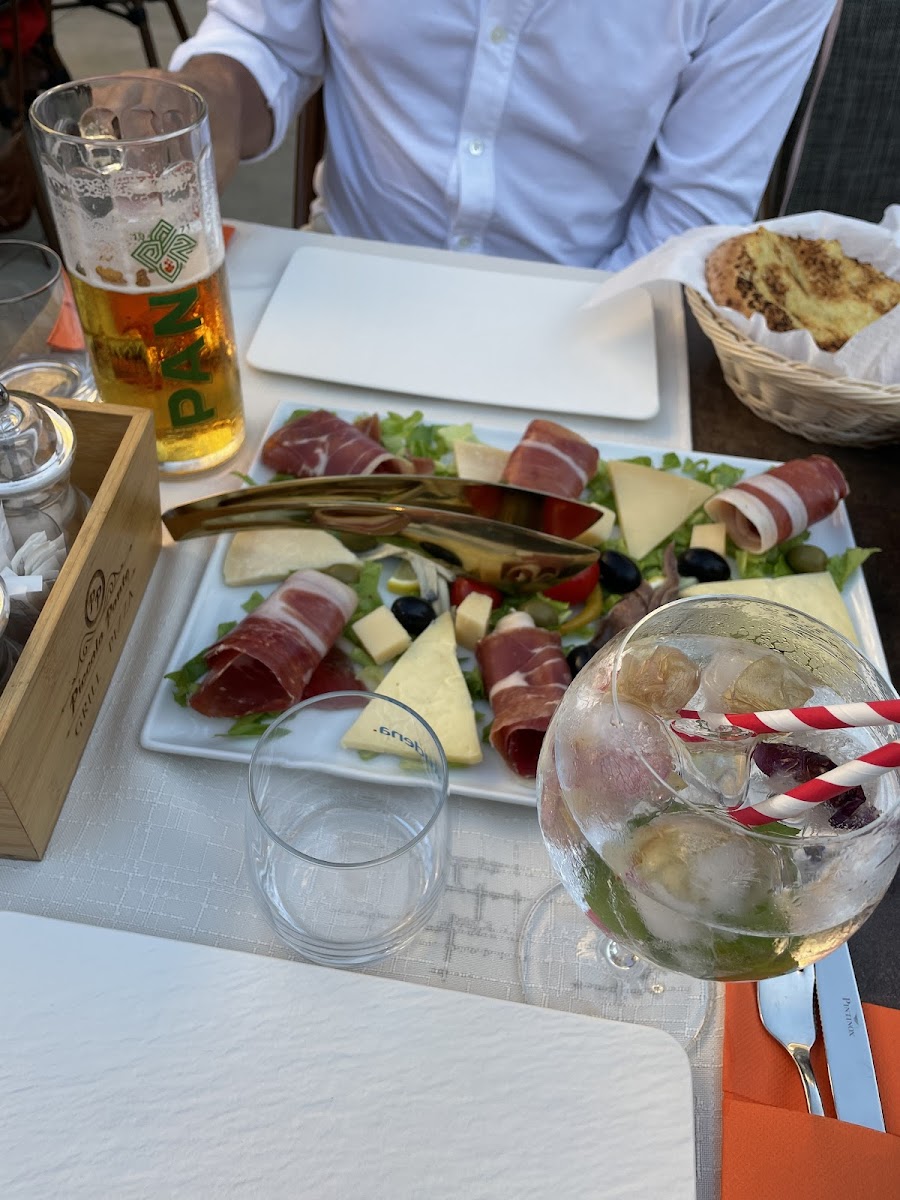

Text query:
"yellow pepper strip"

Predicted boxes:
[[558, 585, 604, 635]]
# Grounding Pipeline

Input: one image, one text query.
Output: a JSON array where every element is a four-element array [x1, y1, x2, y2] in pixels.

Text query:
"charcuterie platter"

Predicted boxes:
[[141, 400, 887, 807]]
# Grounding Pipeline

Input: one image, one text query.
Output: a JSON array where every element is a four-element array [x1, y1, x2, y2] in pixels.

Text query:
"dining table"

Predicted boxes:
[[0, 220, 897, 1199]]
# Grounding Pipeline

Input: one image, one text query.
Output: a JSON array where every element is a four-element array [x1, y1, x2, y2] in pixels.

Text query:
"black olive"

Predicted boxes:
[[598, 549, 642, 595], [566, 644, 596, 676], [677, 547, 731, 583], [391, 596, 436, 638]]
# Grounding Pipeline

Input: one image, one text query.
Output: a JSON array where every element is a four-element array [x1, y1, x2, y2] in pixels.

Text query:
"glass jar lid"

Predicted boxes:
[[0, 382, 76, 498]]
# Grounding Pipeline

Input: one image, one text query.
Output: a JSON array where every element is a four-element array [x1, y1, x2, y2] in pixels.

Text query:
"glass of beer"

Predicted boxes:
[[30, 75, 245, 474]]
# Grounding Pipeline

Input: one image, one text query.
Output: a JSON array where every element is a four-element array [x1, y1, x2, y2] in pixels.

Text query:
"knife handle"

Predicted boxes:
[[792, 1046, 825, 1117]]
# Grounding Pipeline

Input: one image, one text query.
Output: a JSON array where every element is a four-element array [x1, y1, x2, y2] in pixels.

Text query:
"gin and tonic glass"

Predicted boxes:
[[522, 596, 900, 1043]]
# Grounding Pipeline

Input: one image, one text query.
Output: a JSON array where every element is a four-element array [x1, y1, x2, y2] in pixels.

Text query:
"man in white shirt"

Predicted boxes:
[[163, 0, 836, 268]]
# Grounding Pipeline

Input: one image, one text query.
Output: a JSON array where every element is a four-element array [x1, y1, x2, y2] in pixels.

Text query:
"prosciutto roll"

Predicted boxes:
[[704, 455, 849, 553], [500, 419, 599, 499], [261, 409, 414, 478], [476, 612, 572, 778], [190, 570, 357, 718]]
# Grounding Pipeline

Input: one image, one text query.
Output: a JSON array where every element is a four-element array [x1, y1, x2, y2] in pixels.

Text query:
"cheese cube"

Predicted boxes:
[[454, 591, 493, 650], [689, 523, 728, 557], [352, 606, 412, 664], [575, 503, 616, 548]]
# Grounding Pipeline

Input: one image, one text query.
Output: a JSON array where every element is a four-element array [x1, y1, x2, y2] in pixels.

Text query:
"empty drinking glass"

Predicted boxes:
[[247, 691, 450, 965], [0, 240, 96, 401]]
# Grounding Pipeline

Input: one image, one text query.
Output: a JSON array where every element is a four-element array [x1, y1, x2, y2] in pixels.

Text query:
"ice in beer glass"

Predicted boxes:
[[30, 76, 244, 473]]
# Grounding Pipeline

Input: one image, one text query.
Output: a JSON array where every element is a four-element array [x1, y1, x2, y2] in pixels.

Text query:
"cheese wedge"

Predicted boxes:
[[681, 572, 858, 645], [608, 461, 715, 561], [223, 530, 359, 587], [453, 441, 510, 482], [341, 612, 482, 764], [689, 522, 728, 557]]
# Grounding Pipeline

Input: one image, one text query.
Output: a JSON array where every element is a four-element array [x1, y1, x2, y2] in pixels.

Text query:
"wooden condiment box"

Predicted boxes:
[[0, 399, 160, 859]]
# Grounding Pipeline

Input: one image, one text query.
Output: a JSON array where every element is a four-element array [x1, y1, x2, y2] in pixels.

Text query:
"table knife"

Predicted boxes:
[[815, 943, 885, 1131]]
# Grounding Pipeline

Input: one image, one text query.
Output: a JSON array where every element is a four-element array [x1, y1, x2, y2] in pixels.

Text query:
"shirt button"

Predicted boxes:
[[490, 25, 507, 44], [456, 236, 473, 250], [468, 139, 485, 157]]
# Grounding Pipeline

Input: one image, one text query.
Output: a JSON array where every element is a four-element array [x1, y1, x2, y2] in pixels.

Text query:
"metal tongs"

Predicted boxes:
[[162, 475, 601, 591]]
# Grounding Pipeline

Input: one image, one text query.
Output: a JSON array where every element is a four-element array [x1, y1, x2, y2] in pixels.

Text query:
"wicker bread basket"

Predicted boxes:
[[685, 288, 900, 447]]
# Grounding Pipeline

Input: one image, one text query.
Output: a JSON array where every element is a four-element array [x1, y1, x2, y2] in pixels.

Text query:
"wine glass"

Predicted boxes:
[[519, 595, 900, 1046]]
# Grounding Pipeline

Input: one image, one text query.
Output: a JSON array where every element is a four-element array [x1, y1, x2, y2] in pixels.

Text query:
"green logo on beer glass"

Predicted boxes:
[[132, 219, 198, 281]]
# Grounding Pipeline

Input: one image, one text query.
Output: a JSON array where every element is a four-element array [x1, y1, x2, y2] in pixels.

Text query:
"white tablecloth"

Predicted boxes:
[[0, 225, 721, 1198]]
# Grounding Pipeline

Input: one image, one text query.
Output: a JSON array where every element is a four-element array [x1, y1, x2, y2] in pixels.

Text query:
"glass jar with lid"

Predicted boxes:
[[0, 381, 90, 552]]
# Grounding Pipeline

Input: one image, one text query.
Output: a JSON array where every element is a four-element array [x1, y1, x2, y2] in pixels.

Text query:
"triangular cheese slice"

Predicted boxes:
[[341, 612, 482, 765], [223, 530, 358, 586], [681, 573, 857, 645], [608, 461, 715, 560]]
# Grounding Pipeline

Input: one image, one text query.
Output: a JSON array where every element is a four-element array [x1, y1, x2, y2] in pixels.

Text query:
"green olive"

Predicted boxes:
[[786, 544, 828, 574]]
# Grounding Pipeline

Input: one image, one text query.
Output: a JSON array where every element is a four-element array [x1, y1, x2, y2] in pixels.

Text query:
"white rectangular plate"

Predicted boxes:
[[0, 912, 695, 1199], [246, 243, 660, 421], [142, 400, 887, 807]]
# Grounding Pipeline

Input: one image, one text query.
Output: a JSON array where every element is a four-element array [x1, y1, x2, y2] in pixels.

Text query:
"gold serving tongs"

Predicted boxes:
[[162, 475, 600, 591]]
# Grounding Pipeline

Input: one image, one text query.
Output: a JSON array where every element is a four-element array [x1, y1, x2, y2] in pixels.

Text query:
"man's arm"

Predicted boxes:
[[169, 0, 325, 189], [178, 56, 272, 179], [599, 0, 837, 270]]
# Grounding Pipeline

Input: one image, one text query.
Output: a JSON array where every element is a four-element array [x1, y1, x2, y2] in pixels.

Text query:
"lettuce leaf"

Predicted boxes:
[[348, 561, 385, 624], [827, 546, 879, 591], [374, 410, 480, 474]]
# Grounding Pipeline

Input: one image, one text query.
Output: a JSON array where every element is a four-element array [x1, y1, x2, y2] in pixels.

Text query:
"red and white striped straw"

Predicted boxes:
[[729, 739, 900, 827], [677, 699, 900, 736]]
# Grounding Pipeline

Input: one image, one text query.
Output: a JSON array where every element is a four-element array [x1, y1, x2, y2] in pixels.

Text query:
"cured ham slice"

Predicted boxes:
[[261, 409, 414, 478], [190, 570, 357, 718], [704, 455, 849, 553], [500, 419, 599, 499], [476, 612, 572, 778]]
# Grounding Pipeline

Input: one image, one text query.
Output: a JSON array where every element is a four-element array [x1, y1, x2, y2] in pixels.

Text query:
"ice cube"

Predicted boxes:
[[684, 742, 754, 806], [616, 643, 700, 716], [554, 698, 679, 832], [723, 655, 814, 713], [627, 811, 780, 920], [697, 645, 765, 712]]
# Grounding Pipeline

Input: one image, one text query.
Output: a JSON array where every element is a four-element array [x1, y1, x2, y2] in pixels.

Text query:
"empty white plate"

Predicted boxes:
[[0, 912, 696, 1199], [246, 243, 660, 421]]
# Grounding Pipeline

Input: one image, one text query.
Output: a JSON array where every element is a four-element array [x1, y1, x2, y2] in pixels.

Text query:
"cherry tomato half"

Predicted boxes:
[[450, 578, 504, 609], [542, 562, 601, 605]]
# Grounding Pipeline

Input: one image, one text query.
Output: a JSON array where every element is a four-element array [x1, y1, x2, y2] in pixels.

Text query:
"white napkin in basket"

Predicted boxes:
[[587, 207, 900, 385]]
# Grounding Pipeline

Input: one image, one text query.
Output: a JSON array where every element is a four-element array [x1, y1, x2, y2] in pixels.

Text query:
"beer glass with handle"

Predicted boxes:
[[30, 76, 245, 474]]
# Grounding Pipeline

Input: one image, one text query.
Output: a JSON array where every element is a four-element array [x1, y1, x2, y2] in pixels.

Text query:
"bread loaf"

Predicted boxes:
[[705, 228, 900, 352]]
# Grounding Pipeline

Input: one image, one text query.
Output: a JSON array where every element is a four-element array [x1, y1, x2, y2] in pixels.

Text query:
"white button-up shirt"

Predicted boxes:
[[171, 0, 835, 269]]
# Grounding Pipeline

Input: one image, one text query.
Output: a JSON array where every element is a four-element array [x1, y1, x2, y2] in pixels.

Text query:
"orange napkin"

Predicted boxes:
[[47, 271, 85, 353], [723, 982, 900, 1199]]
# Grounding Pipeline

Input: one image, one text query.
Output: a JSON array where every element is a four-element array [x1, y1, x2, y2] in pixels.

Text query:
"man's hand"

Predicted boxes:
[[101, 58, 273, 192]]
